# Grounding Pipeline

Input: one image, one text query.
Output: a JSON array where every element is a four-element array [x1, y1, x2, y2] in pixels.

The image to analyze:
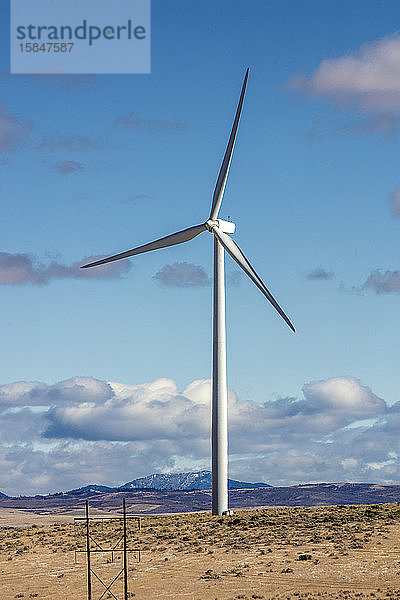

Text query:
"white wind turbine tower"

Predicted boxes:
[[82, 69, 295, 516]]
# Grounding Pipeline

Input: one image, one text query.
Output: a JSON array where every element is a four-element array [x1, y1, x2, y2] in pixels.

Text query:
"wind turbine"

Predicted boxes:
[[81, 68, 295, 516]]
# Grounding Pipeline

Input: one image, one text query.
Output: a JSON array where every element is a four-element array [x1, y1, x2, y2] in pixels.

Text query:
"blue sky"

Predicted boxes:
[[1, 0, 400, 495]]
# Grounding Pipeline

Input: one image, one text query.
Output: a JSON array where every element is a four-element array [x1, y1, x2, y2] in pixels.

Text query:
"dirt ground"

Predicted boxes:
[[2, 503, 400, 599]]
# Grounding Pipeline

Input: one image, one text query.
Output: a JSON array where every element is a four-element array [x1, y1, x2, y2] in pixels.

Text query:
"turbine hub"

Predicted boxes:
[[205, 218, 236, 234]]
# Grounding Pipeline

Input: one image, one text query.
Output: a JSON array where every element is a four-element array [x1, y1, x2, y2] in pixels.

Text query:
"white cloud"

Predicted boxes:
[[0, 374, 398, 496], [302, 376, 385, 416], [341, 458, 358, 470], [0, 381, 48, 407], [43, 377, 210, 442], [289, 33, 400, 113]]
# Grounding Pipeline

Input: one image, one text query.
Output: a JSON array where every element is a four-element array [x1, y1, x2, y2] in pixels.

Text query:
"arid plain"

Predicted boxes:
[[2, 503, 400, 600]]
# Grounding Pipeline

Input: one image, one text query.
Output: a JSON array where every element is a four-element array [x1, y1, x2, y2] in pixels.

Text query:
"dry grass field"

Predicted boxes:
[[2, 503, 400, 599]]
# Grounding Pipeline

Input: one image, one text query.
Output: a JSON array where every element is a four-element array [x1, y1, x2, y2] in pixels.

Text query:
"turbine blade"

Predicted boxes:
[[209, 68, 249, 221], [212, 226, 295, 332], [81, 224, 207, 269]]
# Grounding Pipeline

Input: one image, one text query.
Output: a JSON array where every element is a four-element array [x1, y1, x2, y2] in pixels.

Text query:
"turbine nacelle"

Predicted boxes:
[[206, 218, 236, 234]]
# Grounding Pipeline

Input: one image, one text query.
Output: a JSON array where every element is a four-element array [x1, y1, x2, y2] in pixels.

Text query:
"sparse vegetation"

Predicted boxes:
[[1, 503, 400, 598]]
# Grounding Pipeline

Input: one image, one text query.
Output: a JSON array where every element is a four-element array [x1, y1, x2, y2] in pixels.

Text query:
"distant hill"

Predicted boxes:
[[3, 483, 400, 514], [4, 475, 400, 513], [121, 470, 271, 491], [66, 484, 116, 495]]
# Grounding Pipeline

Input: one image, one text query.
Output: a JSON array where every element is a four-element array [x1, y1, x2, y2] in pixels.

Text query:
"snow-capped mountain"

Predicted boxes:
[[120, 470, 271, 490]]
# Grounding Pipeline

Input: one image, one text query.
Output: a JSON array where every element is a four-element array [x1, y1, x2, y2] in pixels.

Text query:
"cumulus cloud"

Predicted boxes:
[[0, 374, 397, 496], [39, 133, 100, 151], [228, 377, 385, 452], [44, 378, 210, 443], [153, 262, 210, 288], [302, 377, 385, 419], [0, 104, 33, 151], [0, 252, 131, 285], [289, 33, 400, 114], [0, 377, 114, 410], [114, 111, 186, 132], [52, 160, 84, 175], [362, 269, 400, 294], [0, 441, 162, 498], [307, 267, 334, 281], [0, 381, 49, 407]]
